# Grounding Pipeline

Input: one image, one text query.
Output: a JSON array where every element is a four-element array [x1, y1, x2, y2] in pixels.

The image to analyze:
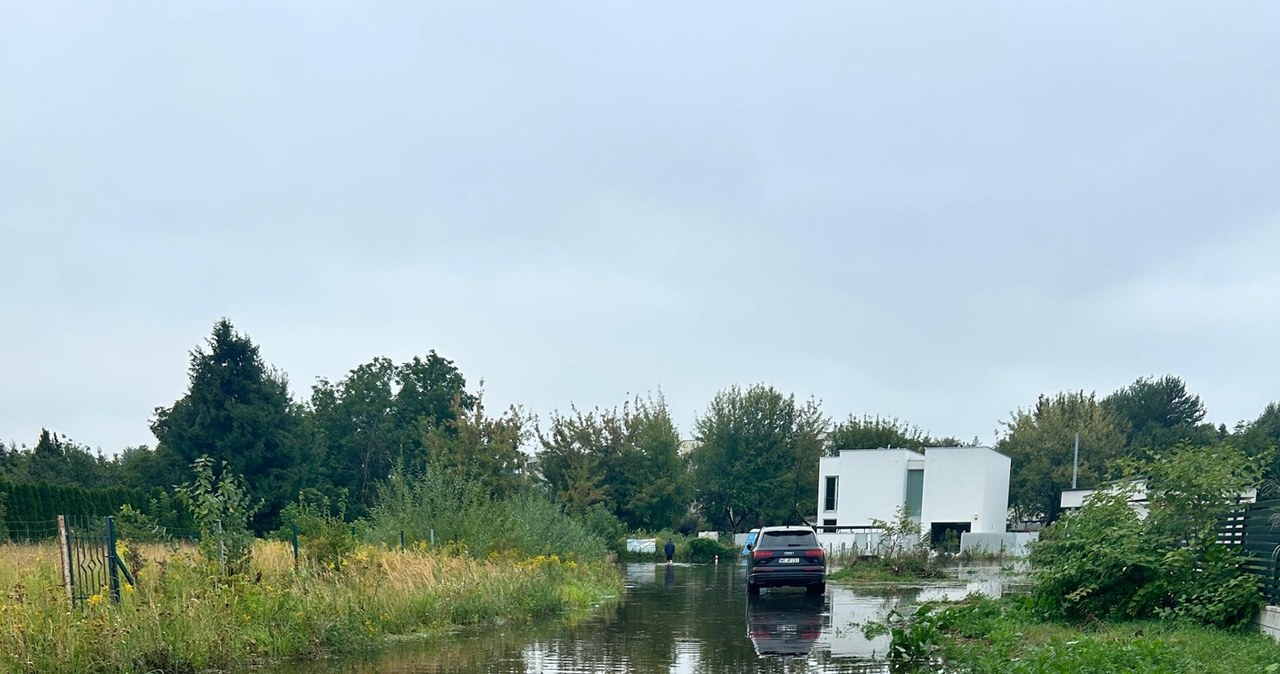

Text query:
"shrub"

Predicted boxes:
[[176, 456, 260, 576], [577, 503, 625, 555], [1029, 442, 1268, 628], [685, 537, 735, 562], [367, 464, 608, 561], [275, 489, 356, 567]]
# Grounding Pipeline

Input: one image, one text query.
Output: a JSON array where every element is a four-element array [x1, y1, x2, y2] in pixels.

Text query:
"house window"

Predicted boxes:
[[905, 469, 924, 517], [823, 518, 837, 533], [824, 476, 838, 511]]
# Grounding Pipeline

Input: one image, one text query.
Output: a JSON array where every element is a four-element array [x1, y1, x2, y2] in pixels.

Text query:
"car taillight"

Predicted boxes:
[[805, 549, 825, 559], [752, 549, 773, 559]]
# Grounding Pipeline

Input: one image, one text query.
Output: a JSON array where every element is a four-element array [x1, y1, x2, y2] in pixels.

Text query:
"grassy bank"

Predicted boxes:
[[871, 596, 1280, 673], [0, 540, 621, 674]]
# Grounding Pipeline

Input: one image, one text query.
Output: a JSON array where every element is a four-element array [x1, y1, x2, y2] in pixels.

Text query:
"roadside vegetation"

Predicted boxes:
[[827, 507, 1000, 585], [0, 539, 618, 674], [864, 443, 1276, 672], [0, 458, 621, 674], [618, 533, 738, 563], [866, 596, 1280, 674]]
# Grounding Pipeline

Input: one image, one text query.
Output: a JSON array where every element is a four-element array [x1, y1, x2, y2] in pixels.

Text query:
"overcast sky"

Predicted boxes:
[[2, 2, 1278, 454]]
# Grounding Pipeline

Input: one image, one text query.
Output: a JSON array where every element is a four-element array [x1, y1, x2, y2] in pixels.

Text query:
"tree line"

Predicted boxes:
[[2, 319, 1278, 534]]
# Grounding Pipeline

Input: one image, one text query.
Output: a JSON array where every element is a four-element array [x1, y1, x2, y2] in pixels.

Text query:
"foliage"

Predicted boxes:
[[576, 503, 626, 555], [1103, 375, 1210, 453], [997, 391, 1126, 522], [870, 505, 923, 559], [309, 353, 476, 516], [538, 393, 689, 530], [176, 456, 260, 576], [1029, 442, 1267, 628], [275, 488, 356, 567], [1237, 401, 1280, 485], [151, 319, 307, 532], [684, 536, 737, 563], [827, 507, 948, 582], [423, 392, 531, 500], [827, 414, 964, 453], [0, 539, 621, 674], [113, 503, 171, 542], [367, 463, 608, 561], [0, 480, 163, 540], [866, 595, 1280, 673], [690, 384, 827, 531]]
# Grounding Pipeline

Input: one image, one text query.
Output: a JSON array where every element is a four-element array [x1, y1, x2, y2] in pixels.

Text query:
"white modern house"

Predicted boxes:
[[816, 446, 1012, 550]]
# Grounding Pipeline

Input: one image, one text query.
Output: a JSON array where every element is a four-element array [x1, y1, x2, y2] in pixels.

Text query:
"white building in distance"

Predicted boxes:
[[816, 446, 1011, 545]]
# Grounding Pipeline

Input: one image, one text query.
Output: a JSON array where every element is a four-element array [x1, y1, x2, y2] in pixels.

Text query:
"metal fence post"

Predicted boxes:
[[400, 530, 405, 551], [291, 524, 300, 567], [216, 519, 226, 576], [105, 516, 121, 603]]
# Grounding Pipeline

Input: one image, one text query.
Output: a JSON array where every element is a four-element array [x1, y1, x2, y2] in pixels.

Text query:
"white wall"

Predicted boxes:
[[817, 449, 922, 528], [919, 447, 1010, 534]]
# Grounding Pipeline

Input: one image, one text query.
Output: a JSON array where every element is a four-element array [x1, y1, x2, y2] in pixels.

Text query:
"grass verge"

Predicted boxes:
[[828, 556, 952, 585], [0, 541, 621, 673], [870, 595, 1280, 673]]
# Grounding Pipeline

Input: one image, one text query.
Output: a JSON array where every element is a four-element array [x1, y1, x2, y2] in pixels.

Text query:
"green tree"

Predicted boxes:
[[691, 385, 827, 532], [424, 393, 531, 500], [177, 456, 260, 575], [151, 319, 306, 532], [1236, 402, 1280, 486], [1031, 442, 1268, 627], [113, 445, 170, 491], [26, 429, 70, 485], [827, 414, 963, 453], [538, 394, 690, 530], [1103, 375, 1212, 452], [997, 391, 1125, 523], [615, 395, 689, 532], [309, 352, 474, 516]]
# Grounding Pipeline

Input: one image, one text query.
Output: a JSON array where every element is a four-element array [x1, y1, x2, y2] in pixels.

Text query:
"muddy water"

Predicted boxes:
[[265, 562, 1018, 673]]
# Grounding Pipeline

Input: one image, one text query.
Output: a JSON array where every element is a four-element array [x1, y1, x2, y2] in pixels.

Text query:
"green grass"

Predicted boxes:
[[878, 596, 1280, 674], [828, 556, 951, 585], [0, 541, 622, 674]]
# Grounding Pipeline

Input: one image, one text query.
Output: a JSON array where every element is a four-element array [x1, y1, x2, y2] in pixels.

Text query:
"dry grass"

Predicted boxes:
[[0, 540, 620, 674]]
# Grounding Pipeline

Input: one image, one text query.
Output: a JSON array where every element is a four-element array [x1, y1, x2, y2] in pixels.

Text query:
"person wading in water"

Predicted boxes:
[[664, 538, 675, 564]]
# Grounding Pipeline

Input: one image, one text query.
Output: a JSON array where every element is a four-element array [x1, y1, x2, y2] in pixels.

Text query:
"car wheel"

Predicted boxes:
[[805, 582, 825, 596], [747, 581, 760, 595]]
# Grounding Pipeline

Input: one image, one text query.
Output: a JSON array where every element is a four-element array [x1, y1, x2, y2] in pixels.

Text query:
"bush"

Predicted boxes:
[[685, 536, 735, 562], [176, 456, 260, 576], [1029, 442, 1267, 628], [367, 464, 608, 561], [577, 503, 625, 555], [275, 489, 356, 567]]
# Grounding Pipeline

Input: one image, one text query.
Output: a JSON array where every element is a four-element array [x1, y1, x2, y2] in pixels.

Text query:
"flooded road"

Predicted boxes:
[[267, 562, 1017, 673]]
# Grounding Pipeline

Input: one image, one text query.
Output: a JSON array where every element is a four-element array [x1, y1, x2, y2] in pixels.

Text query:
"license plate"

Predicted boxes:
[[778, 558, 800, 564]]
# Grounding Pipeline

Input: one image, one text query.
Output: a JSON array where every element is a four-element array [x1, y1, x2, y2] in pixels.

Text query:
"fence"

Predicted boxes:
[[58, 515, 134, 606], [1222, 498, 1280, 605]]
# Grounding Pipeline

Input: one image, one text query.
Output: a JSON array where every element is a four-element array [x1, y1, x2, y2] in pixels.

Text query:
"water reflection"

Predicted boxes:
[[746, 593, 824, 657], [263, 563, 1017, 674]]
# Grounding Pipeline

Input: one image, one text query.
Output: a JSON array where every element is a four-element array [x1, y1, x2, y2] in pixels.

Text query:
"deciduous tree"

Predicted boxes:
[[691, 385, 826, 532], [997, 391, 1125, 523], [827, 415, 964, 453]]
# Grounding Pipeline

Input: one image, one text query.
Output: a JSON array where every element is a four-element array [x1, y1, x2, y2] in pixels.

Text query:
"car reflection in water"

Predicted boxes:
[[745, 591, 825, 657]]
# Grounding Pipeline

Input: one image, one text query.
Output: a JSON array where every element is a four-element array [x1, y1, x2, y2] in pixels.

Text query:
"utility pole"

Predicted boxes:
[[1071, 432, 1080, 489]]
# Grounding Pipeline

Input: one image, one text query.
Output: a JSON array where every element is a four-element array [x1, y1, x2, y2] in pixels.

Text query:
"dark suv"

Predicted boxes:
[[745, 526, 826, 595]]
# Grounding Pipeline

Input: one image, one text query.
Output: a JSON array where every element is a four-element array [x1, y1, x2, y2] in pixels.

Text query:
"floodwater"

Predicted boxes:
[[266, 562, 1019, 674]]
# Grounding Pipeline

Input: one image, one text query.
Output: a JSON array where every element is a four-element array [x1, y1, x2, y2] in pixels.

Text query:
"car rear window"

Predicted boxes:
[[758, 530, 818, 548]]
